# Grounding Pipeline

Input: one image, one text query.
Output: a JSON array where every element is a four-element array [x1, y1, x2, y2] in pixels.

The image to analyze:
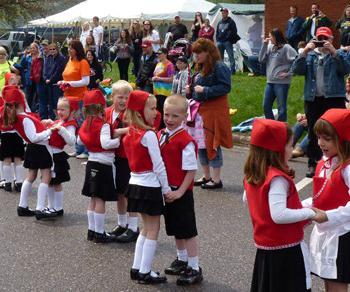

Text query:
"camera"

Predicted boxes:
[[313, 40, 325, 48]]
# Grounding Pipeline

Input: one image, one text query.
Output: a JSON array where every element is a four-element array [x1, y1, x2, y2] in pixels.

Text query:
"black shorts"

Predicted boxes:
[[50, 152, 70, 185], [164, 189, 198, 239], [82, 161, 117, 201], [23, 144, 52, 170], [114, 156, 130, 195], [0, 132, 25, 161]]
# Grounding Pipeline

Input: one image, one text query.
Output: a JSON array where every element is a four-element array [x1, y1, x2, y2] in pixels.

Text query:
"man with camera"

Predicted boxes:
[[292, 27, 350, 178]]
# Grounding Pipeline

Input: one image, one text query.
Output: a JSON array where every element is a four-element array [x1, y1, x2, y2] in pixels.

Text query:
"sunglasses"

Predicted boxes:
[[49, 48, 57, 51], [317, 36, 328, 41], [144, 23, 150, 25]]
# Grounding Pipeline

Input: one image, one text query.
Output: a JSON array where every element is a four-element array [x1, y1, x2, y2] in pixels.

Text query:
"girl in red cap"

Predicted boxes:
[[305, 109, 350, 292], [243, 118, 322, 292], [123, 90, 170, 284], [78, 89, 120, 243]]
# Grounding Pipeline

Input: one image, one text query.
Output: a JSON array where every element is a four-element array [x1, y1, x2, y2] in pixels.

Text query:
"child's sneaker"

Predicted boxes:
[[164, 258, 188, 275], [176, 267, 203, 286]]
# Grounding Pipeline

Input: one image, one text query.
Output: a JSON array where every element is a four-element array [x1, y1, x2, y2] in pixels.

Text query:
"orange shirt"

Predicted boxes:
[[62, 59, 90, 101]]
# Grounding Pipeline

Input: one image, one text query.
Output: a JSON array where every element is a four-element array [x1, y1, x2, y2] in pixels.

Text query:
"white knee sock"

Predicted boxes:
[[3, 165, 13, 183], [47, 187, 55, 209], [139, 239, 157, 274], [117, 213, 127, 228], [127, 216, 139, 232], [54, 191, 63, 211], [0, 161, 3, 180], [14, 165, 25, 184], [19, 180, 33, 208], [187, 256, 199, 271], [94, 212, 105, 234], [87, 210, 95, 231], [177, 249, 188, 262], [36, 183, 49, 211], [132, 234, 146, 270]]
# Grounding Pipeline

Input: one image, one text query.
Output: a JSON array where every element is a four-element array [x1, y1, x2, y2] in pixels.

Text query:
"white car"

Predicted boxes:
[[0, 31, 36, 56]]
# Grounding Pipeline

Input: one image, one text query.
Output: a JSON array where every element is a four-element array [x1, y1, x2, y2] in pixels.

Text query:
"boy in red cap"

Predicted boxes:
[[243, 118, 323, 292]]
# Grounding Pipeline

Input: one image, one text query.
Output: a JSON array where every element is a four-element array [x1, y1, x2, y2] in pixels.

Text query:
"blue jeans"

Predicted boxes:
[[292, 122, 309, 153], [40, 83, 62, 120], [244, 55, 266, 75], [25, 83, 37, 112], [198, 147, 223, 168], [217, 41, 235, 74], [75, 100, 88, 155], [263, 83, 290, 122]]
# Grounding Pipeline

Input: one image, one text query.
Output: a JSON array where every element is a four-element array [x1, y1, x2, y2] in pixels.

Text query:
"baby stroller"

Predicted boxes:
[[167, 38, 192, 65]]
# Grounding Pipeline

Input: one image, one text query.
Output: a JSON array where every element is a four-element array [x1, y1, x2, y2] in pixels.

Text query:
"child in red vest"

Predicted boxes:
[[306, 109, 350, 291], [105, 81, 139, 242], [78, 90, 120, 243], [243, 118, 321, 292], [1, 86, 55, 220], [43, 97, 78, 217], [123, 90, 170, 285], [159, 95, 203, 285]]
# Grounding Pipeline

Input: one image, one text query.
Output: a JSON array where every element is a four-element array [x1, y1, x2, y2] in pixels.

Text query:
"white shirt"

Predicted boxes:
[[143, 30, 160, 52], [51, 125, 76, 154], [80, 30, 91, 48], [92, 25, 103, 46], [22, 117, 51, 145]]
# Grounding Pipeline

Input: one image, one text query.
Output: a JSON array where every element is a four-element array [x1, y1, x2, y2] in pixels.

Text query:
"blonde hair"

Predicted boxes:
[[164, 95, 188, 114], [111, 80, 133, 96], [57, 97, 70, 109], [0, 46, 7, 56], [124, 95, 156, 130]]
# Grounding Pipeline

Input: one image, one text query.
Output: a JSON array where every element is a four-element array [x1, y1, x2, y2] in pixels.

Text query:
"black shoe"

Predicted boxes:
[[177, 267, 203, 286], [306, 166, 316, 178], [17, 206, 35, 217], [35, 209, 58, 220], [130, 268, 139, 280], [87, 229, 95, 241], [109, 225, 127, 237], [116, 228, 139, 243], [201, 180, 223, 189], [138, 271, 167, 285], [14, 182, 22, 192], [164, 258, 188, 275], [0, 180, 5, 189], [93, 232, 117, 243], [51, 209, 64, 216], [4, 182, 12, 192], [194, 177, 211, 186]]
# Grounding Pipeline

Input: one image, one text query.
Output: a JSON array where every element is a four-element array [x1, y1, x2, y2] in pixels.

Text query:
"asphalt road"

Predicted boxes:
[[0, 146, 325, 292]]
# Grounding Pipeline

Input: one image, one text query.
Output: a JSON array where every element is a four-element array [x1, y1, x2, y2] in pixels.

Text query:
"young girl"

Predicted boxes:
[[78, 89, 120, 243], [307, 109, 350, 292], [45, 97, 78, 216], [243, 118, 320, 292], [123, 90, 171, 284], [106, 81, 139, 243], [1, 86, 55, 220]]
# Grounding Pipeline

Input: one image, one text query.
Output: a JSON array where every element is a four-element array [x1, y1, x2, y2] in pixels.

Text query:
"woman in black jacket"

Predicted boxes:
[[86, 49, 103, 89]]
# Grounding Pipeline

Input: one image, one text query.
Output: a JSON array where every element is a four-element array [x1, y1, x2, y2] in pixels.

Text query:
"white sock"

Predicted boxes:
[[87, 210, 95, 231], [94, 212, 105, 234], [12, 163, 16, 180], [117, 213, 127, 228], [139, 239, 157, 274], [0, 161, 3, 180], [177, 249, 188, 262], [14, 165, 25, 184], [127, 216, 139, 232], [47, 187, 55, 209], [132, 234, 146, 270], [187, 256, 199, 271], [54, 191, 63, 211], [3, 165, 13, 183], [36, 183, 49, 211], [19, 180, 32, 208]]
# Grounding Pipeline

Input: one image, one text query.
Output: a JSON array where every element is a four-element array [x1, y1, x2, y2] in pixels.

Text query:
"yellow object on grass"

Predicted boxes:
[[229, 108, 238, 116]]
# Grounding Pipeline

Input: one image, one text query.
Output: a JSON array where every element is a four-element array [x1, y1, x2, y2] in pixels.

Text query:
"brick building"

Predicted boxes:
[[265, 0, 349, 45]]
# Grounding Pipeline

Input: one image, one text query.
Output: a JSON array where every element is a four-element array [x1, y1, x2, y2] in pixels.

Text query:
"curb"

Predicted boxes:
[[232, 133, 250, 146]]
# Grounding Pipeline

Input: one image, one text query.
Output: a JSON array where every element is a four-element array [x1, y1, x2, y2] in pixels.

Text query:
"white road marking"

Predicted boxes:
[[295, 177, 313, 191]]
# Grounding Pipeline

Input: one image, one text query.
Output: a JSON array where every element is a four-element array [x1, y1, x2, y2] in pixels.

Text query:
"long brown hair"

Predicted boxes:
[[244, 127, 293, 185], [192, 38, 221, 76], [2, 103, 17, 127], [83, 104, 105, 128]]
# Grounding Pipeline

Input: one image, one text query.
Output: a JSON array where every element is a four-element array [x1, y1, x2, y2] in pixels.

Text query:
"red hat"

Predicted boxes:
[[250, 118, 287, 153], [1, 85, 25, 106], [320, 109, 350, 142], [126, 90, 150, 115], [316, 27, 333, 38], [4, 72, 12, 86], [141, 40, 152, 48], [221, 8, 229, 13], [83, 90, 106, 107]]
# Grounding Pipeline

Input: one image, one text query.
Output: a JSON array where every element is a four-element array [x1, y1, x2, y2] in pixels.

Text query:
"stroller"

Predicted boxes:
[[167, 36, 192, 65]]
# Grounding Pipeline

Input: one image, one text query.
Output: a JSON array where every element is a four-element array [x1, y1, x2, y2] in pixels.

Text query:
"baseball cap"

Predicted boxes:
[[220, 8, 229, 13], [316, 27, 333, 38], [141, 40, 152, 48]]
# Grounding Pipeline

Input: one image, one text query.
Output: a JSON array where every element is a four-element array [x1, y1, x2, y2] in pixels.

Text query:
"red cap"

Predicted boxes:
[[83, 90, 106, 107], [126, 90, 150, 114], [69, 99, 80, 111], [320, 109, 350, 142], [316, 27, 333, 38], [250, 118, 287, 153], [4, 72, 12, 86], [221, 8, 229, 13], [141, 40, 152, 48], [2, 85, 25, 107]]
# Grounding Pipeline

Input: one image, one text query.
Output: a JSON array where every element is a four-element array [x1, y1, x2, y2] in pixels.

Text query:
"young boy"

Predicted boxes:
[[159, 94, 203, 285], [171, 56, 189, 97], [106, 80, 139, 242]]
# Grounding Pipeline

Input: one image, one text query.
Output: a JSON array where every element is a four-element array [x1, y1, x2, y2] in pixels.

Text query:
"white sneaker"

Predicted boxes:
[[76, 153, 89, 159]]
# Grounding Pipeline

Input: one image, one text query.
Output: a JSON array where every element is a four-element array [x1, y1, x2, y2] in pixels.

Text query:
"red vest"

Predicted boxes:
[[78, 117, 113, 153], [105, 106, 126, 158], [244, 167, 305, 249], [123, 125, 153, 173], [14, 113, 46, 143], [158, 128, 197, 190], [313, 160, 350, 211], [49, 119, 78, 150]]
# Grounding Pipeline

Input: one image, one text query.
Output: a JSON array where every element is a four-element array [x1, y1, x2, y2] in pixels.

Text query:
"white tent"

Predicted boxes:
[[29, 0, 215, 27]]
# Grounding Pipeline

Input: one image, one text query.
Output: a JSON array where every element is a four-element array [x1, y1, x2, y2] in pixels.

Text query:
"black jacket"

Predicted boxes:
[[136, 52, 158, 88]]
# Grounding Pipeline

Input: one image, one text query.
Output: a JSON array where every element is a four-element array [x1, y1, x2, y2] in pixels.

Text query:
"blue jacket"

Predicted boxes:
[[285, 17, 305, 46], [17, 55, 32, 88], [292, 50, 350, 102], [43, 53, 67, 84]]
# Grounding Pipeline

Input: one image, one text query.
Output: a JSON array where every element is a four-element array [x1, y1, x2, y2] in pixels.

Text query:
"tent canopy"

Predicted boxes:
[[29, 0, 215, 27], [208, 3, 264, 16]]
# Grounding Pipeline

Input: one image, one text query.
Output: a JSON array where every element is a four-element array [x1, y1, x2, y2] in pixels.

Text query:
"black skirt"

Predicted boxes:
[[50, 152, 70, 185], [0, 132, 25, 160], [164, 189, 198, 239], [114, 156, 130, 195], [23, 144, 53, 170], [251, 244, 310, 292], [82, 161, 117, 202], [126, 184, 164, 216]]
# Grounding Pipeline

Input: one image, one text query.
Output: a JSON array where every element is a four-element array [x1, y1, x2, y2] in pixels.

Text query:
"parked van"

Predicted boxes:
[[0, 31, 36, 57]]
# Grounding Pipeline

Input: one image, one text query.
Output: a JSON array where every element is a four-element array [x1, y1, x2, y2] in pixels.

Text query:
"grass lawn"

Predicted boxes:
[[105, 64, 305, 127]]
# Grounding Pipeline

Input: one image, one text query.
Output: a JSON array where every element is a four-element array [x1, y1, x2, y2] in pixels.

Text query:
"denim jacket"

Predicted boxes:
[[292, 50, 350, 102], [285, 16, 305, 43]]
